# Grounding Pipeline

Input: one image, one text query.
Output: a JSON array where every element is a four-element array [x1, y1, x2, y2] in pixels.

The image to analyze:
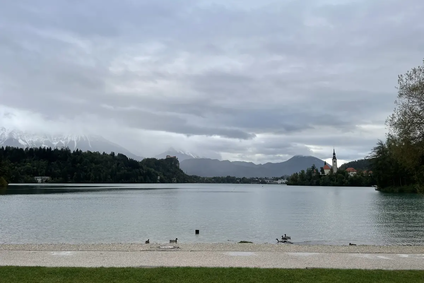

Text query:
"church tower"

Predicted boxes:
[[332, 149, 337, 173]]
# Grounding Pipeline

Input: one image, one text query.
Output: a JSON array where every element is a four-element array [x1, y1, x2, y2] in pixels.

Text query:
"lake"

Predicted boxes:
[[1, 184, 423, 245]]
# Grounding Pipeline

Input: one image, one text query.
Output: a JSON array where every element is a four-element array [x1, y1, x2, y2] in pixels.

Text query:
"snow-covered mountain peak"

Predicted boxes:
[[154, 147, 200, 161], [179, 150, 199, 159], [0, 128, 90, 150], [164, 147, 200, 159], [0, 128, 143, 160]]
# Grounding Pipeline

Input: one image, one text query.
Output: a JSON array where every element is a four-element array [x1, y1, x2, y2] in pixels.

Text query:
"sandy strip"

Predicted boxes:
[[1, 243, 424, 269], [1, 243, 424, 254]]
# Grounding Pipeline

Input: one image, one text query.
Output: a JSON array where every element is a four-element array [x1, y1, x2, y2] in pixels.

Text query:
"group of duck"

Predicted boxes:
[[144, 238, 178, 244], [275, 234, 358, 246], [276, 234, 292, 244], [145, 236, 357, 246]]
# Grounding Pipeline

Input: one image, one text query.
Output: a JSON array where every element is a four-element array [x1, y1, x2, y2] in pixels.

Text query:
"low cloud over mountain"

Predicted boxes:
[[1, 0, 423, 163], [0, 127, 143, 161]]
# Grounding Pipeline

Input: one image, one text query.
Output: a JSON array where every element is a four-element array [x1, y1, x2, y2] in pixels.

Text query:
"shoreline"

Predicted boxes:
[[2, 243, 424, 269], [2, 243, 424, 254]]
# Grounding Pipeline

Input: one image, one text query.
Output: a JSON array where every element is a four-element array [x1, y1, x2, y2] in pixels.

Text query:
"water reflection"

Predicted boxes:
[[1, 185, 104, 195], [1, 184, 177, 195], [0, 184, 423, 245], [372, 193, 424, 245]]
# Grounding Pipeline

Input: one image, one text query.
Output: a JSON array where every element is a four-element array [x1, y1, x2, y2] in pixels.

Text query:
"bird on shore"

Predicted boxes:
[[145, 239, 150, 244], [276, 238, 293, 244], [170, 238, 178, 243], [281, 234, 291, 241], [349, 243, 356, 246]]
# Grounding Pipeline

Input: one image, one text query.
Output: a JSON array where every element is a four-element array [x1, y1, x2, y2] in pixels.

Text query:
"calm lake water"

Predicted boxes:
[[1, 184, 423, 245]]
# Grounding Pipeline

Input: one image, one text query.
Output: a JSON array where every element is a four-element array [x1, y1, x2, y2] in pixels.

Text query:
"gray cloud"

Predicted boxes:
[[1, 0, 423, 163]]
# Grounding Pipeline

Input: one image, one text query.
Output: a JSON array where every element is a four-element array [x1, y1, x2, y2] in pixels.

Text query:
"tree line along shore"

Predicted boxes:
[[0, 146, 277, 186]]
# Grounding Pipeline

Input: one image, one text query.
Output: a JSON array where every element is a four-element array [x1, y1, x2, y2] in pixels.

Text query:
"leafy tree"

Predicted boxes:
[[0, 176, 7, 188], [386, 60, 424, 186], [388, 60, 424, 144], [0, 158, 8, 187]]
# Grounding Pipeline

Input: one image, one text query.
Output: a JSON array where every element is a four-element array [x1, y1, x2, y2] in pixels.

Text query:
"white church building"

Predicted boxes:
[[323, 149, 338, 175]]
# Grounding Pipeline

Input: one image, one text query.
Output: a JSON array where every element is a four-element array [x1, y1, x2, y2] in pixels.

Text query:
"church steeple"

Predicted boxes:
[[332, 148, 337, 173]]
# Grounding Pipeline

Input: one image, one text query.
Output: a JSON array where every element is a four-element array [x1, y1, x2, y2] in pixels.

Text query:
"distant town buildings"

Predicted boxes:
[[323, 162, 331, 175], [34, 176, 51, 183], [263, 178, 287, 184], [346, 167, 357, 176]]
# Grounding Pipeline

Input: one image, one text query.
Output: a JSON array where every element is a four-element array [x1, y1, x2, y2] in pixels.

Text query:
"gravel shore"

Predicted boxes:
[[2, 243, 424, 269], [2, 243, 424, 254]]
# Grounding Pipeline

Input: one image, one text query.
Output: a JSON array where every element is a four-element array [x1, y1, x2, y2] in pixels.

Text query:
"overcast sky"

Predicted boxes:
[[1, 0, 423, 164]]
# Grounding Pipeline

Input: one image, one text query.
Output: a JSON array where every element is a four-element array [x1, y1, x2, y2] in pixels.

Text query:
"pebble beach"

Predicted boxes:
[[1, 242, 424, 254], [1, 243, 424, 269]]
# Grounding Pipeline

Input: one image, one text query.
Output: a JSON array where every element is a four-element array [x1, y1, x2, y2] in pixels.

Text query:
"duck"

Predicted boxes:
[[276, 238, 293, 244], [170, 238, 178, 243], [145, 239, 150, 244], [281, 234, 291, 241]]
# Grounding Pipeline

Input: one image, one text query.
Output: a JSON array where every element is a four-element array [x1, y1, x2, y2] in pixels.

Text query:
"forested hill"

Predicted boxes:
[[0, 147, 192, 183], [339, 159, 371, 171]]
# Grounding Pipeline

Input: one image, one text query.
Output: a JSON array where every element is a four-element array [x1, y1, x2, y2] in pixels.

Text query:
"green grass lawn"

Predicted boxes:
[[1, 267, 423, 283]]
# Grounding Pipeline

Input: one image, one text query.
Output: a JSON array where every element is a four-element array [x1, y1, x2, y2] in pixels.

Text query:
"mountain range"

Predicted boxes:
[[179, 155, 326, 178], [0, 127, 144, 161], [0, 128, 326, 178]]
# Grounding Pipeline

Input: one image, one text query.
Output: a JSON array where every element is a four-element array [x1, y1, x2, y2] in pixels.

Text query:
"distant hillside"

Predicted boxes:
[[339, 159, 371, 171], [180, 155, 325, 178]]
